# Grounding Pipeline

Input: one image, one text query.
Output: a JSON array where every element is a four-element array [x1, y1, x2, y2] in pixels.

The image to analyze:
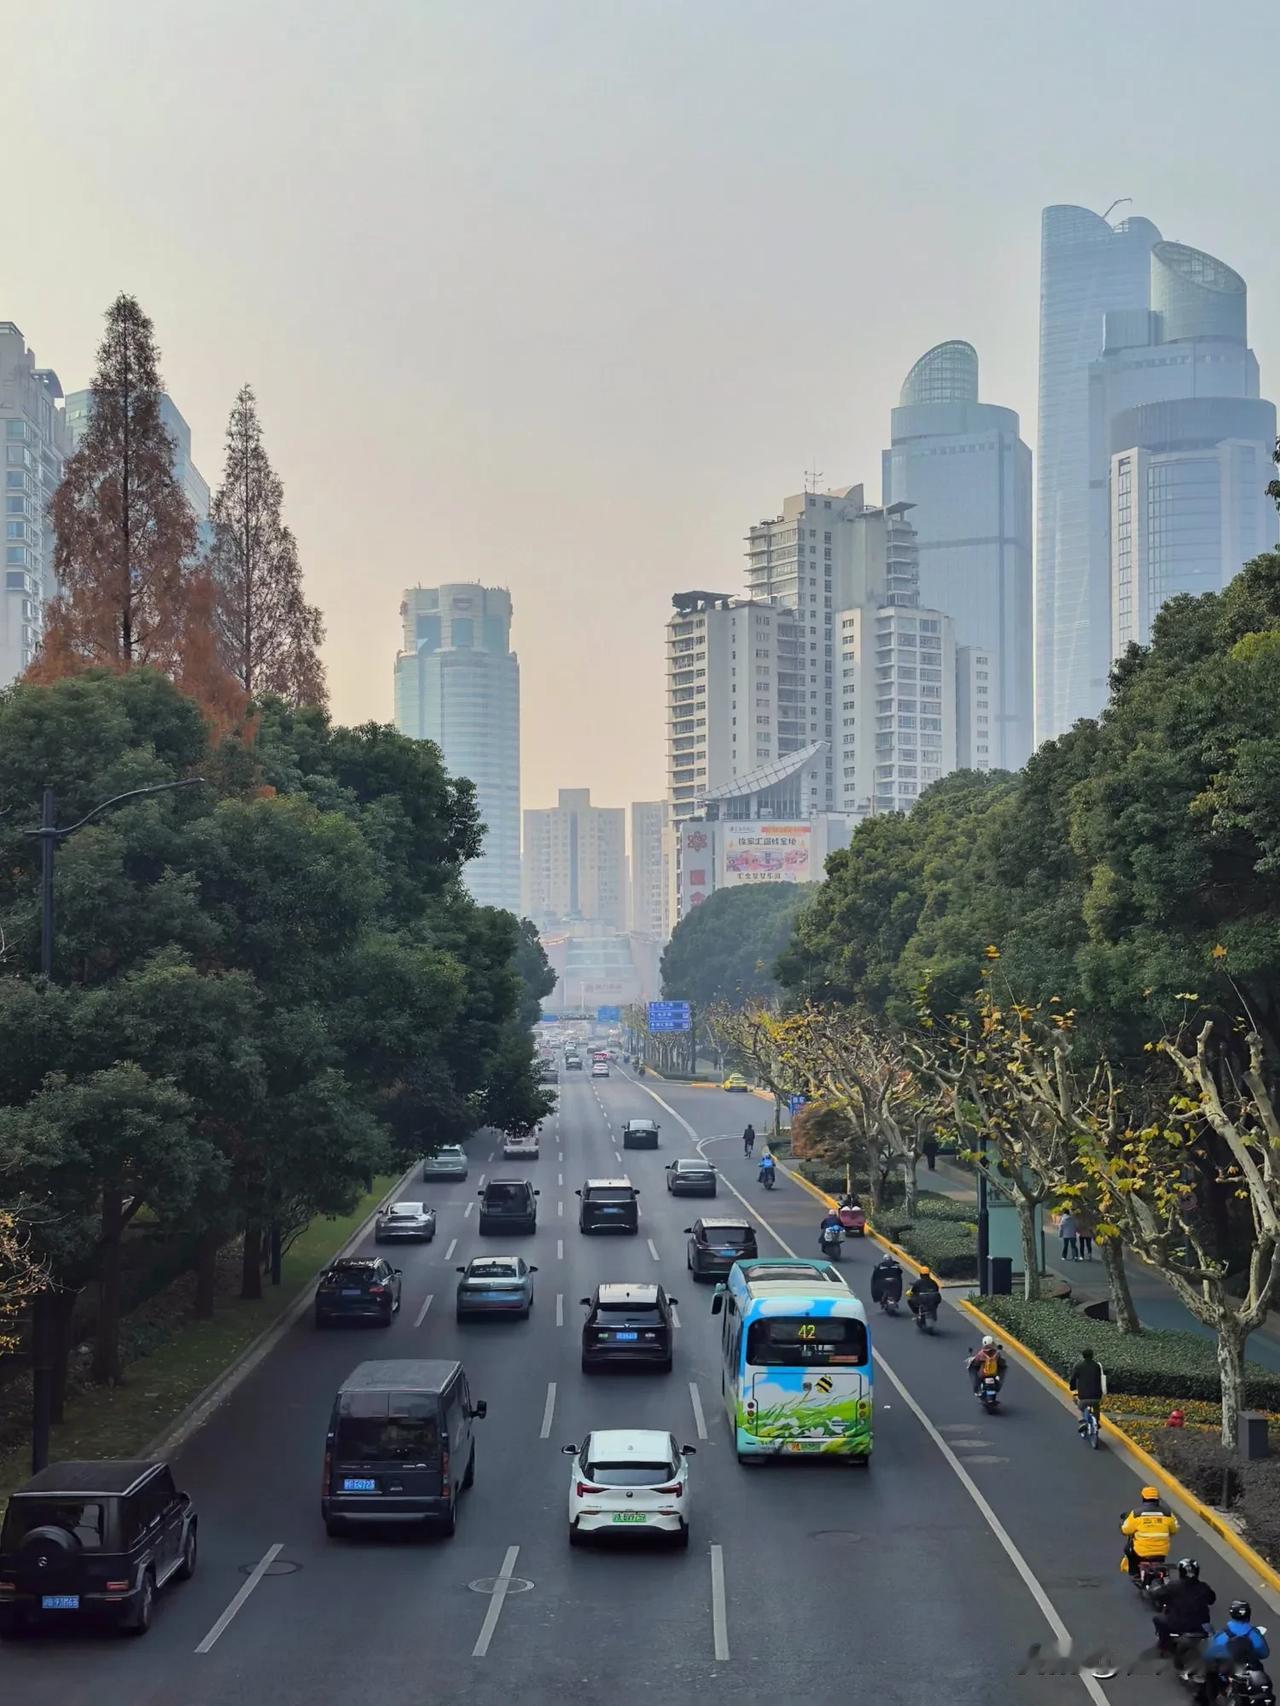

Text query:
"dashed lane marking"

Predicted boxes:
[[647, 1237, 660, 1262], [472, 1545, 521, 1658], [414, 1294, 434, 1328], [539, 1381, 557, 1439], [689, 1381, 707, 1439], [195, 1543, 283, 1653]]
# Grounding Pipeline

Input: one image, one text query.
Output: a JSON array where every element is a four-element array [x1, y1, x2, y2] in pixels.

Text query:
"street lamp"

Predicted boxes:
[[23, 775, 205, 1472]]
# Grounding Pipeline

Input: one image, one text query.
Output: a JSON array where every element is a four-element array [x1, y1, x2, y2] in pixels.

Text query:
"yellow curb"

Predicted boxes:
[[960, 1296, 1280, 1596], [779, 1164, 968, 1288]]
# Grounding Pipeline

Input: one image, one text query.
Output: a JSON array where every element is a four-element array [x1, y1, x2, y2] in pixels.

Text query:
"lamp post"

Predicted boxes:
[[24, 776, 204, 1472], [976, 1132, 990, 1296]]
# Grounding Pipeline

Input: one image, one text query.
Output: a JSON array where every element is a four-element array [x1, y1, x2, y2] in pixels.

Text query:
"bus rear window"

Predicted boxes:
[[746, 1316, 868, 1367]]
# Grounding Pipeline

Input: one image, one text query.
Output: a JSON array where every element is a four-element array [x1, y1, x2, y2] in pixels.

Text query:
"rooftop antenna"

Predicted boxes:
[[1101, 197, 1132, 225], [804, 462, 823, 495]]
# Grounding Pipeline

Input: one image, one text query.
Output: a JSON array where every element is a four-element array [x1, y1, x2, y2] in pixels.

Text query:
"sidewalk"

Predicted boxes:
[[924, 1154, 1280, 1373]]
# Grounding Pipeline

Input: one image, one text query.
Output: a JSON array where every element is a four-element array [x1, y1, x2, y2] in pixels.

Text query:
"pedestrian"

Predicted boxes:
[[1076, 1214, 1094, 1261], [922, 1135, 939, 1173], [1058, 1210, 1079, 1262]]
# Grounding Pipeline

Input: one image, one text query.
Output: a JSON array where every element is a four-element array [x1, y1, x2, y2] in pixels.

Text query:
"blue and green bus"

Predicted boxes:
[[711, 1258, 872, 1464]]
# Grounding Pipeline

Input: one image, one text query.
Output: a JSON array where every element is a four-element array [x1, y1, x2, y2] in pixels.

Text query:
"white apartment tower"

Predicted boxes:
[[522, 788, 626, 932], [0, 323, 68, 685], [629, 801, 670, 940]]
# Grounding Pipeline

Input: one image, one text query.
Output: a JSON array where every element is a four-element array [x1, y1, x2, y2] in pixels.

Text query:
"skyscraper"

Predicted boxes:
[[1036, 204, 1161, 741], [629, 801, 670, 941], [0, 322, 68, 685], [882, 341, 1033, 768], [523, 788, 627, 932], [394, 584, 521, 913]]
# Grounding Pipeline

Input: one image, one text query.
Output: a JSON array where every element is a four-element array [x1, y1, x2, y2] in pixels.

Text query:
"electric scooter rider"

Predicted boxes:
[[819, 1208, 843, 1255], [1150, 1558, 1216, 1659], [757, 1151, 776, 1188], [870, 1254, 903, 1308], [1195, 1601, 1271, 1705], [966, 1335, 1007, 1395], [906, 1268, 941, 1324]]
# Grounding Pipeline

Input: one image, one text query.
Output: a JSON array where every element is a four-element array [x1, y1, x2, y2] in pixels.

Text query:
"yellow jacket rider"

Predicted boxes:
[[1120, 1487, 1178, 1575]]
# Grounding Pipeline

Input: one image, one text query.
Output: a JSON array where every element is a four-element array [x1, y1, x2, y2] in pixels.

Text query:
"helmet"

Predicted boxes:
[[981, 1335, 996, 1348], [1231, 1600, 1252, 1622], [918, 1267, 932, 1278], [1176, 1558, 1200, 1581], [1141, 1487, 1160, 1502]]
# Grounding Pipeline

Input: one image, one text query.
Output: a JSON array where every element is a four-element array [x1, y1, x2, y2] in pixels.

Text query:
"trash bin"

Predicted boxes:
[[988, 1256, 1013, 1296]]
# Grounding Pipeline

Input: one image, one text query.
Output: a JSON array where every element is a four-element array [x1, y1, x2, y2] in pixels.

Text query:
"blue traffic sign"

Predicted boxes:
[[596, 1005, 621, 1022], [786, 1093, 807, 1115], [648, 1000, 691, 1033]]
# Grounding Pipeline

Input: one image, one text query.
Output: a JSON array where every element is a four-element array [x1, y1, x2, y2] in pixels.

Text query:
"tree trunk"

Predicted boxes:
[[194, 1227, 220, 1319], [1017, 1197, 1041, 1301], [49, 1288, 78, 1423], [862, 1142, 882, 1213], [92, 1185, 125, 1385], [240, 1223, 263, 1301], [1100, 1238, 1141, 1335], [902, 1156, 919, 1220], [1217, 1316, 1246, 1451]]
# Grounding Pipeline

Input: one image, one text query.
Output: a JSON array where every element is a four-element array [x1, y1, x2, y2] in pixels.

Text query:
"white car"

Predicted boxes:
[[563, 1428, 695, 1548], [591, 1061, 609, 1078], [503, 1132, 540, 1160]]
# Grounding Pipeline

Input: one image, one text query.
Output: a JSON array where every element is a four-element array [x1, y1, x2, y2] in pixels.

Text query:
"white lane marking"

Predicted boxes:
[[556, 1293, 564, 1328], [464, 1200, 474, 1218], [671, 1305, 681, 1328], [710, 1543, 729, 1661], [558, 1171, 563, 1187], [557, 1238, 564, 1260], [414, 1293, 434, 1328], [445, 1238, 457, 1260], [700, 1137, 1114, 1703], [539, 1381, 557, 1439], [195, 1543, 283, 1653], [647, 1237, 660, 1262], [478, 1174, 487, 1190], [472, 1544, 521, 1658], [557, 1199, 564, 1217], [614, 1149, 622, 1164], [689, 1381, 707, 1439]]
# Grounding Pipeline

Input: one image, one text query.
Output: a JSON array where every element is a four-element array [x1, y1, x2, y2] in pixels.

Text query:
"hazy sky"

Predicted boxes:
[[8, 0, 1276, 812]]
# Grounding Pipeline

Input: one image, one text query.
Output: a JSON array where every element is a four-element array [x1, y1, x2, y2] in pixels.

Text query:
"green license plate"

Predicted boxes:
[[612, 1512, 648, 1523]]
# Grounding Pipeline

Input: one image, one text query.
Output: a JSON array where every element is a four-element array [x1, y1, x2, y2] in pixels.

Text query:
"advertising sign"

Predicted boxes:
[[678, 822, 715, 916], [721, 822, 812, 887]]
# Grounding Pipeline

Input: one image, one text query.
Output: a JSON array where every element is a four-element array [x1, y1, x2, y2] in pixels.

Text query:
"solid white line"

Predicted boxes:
[[445, 1238, 457, 1260], [710, 1543, 729, 1661], [556, 1293, 564, 1327], [699, 1137, 1113, 1703], [689, 1380, 707, 1439], [557, 1238, 564, 1260], [647, 1237, 660, 1262], [539, 1381, 557, 1439], [195, 1542, 282, 1653], [472, 1544, 521, 1658], [414, 1293, 434, 1328], [464, 1200, 474, 1218]]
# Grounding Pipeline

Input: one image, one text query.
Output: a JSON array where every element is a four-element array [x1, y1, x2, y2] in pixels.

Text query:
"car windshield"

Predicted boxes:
[[468, 1262, 519, 1278], [326, 1263, 374, 1282], [705, 1227, 753, 1245], [388, 1205, 421, 1217], [676, 1162, 712, 1172], [1, 1499, 106, 1550], [586, 1461, 675, 1486], [485, 1183, 527, 1203], [595, 1303, 663, 1324], [746, 1315, 869, 1367]]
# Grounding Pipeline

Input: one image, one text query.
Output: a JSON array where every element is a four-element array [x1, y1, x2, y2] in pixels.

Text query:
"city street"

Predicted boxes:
[[1, 1073, 1270, 1706]]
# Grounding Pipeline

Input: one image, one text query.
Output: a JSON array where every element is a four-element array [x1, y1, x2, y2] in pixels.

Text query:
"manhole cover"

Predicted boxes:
[[468, 1576, 534, 1595], [809, 1530, 863, 1543], [238, 1559, 299, 1577]]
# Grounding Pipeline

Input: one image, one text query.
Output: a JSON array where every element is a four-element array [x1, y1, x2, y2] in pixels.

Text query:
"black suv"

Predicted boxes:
[[478, 1178, 539, 1234], [0, 1460, 196, 1637], [685, 1216, 758, 1281], [315, 1257, 403, 1326], [577, 1177, 640, 1234], [580, 1283, 678, 1373]]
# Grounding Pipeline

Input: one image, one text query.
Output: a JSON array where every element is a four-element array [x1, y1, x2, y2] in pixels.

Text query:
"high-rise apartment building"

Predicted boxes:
[[65, 389, 212, 548], [0, 323, 68, 685], [394, 583, 521, 913], [629, 801, 670, 940], [955, 644, 1000, 773], [1036, 204, 1162, 742], [882, 341, 1033, 768], [523, 788, 626, 932]]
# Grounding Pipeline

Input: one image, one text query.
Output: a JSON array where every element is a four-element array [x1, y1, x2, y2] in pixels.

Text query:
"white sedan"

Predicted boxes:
[[591, 1061, 609, 1078], [563, 1428, 695, 1548], [503, 1132, 540, 1159]]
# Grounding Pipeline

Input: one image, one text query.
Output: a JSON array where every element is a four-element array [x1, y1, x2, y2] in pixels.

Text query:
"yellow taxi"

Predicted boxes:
[[721, 1073, 749, 1092]]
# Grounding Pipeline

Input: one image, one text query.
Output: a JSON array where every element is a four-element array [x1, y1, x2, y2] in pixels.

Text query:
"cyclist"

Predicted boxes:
[[1069, 1345, 1107, 1436], [742, 1123, 756, 1157], [1119, 1487, 1179, 1579]]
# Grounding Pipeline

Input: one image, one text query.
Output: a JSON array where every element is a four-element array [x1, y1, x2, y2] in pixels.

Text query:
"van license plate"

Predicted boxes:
[[343, 1478, 376, 1491], [42, 1595, 79, 1609], [612, 1513, 647, 1523], [341, 1288, 361, 1297]]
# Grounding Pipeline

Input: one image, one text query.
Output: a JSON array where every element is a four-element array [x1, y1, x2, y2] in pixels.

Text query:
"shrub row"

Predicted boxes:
[[890, 1217, 976, 1280], [974, 1296, 1280, 1410], [1142, 1430, 1280, 1570]]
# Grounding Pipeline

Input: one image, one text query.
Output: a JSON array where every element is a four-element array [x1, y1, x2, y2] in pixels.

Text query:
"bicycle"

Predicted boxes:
[[1075, 1397, 1101, 1449]]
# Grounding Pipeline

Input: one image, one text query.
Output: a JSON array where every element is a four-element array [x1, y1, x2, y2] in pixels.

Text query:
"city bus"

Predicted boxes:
[[711, 1258, 872, 1464]]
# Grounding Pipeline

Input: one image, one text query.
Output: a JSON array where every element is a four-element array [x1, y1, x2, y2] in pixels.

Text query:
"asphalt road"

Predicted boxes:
[[2, 1070, 1271, 1706]]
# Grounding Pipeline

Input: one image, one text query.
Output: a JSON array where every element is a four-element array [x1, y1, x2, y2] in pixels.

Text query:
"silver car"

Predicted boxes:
[[422, 1145, 468, 1181], [455, 1256, 537, 1320], [374, 1200, 437, 1243]]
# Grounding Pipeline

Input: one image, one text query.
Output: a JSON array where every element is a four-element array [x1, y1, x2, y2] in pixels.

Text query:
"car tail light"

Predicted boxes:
[[368, 1284, 387, 1296], [655, 1482, 682, 1498], [323, 1446, 333, 1493], [105, 1580, 131, 1592], [576, 1482, 603, 1497], [0, 1581, 14, 1593]]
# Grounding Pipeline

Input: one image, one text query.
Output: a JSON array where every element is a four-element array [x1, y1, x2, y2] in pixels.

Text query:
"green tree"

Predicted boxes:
[[661, 883, 806, 1010]]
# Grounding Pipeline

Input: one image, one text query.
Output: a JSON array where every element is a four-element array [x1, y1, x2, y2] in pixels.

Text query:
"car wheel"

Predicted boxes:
[[0, 1607, 27, 1639], [463, 1445, 476, 1489], [439, 1495, 457, 1537], [325, 1516, 349, 1539], [581, 1357, 595, 1374], [850, 1454, 871, 1469], [568, 1522, 583, 1548], [314, 1310, 328, 1328], [379, 1307, 393, 1327], [661, 1356, 674, 1374], [456, 1310, 467, 1323], [125, 1570, 155, 1636], [674, 1522, 690, 1551], [175, 1524, 198, 1581]]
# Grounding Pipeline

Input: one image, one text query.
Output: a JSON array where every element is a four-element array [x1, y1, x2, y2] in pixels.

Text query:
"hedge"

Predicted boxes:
[[1142, 1431, 1280, 1570], [974, 1296, 1280, 1410], [891, 1216, 976, 1280]]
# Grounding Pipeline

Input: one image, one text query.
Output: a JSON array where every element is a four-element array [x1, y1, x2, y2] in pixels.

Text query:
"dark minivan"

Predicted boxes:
[[577, 1177, 640, 1234], [0, 1460, 196, 1637], [322, 1360, 486, 1538], [685, 1216, 759, 1281], [478, 1178, 539, 1235]]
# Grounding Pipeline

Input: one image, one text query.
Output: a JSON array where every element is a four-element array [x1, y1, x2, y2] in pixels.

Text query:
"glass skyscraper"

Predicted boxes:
[[882, 340, 1033, 768], [1035, 205, 1161, 742]]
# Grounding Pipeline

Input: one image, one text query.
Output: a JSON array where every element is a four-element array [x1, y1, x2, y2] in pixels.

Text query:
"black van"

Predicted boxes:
[[478, 1178, 539, 1234], [322, 1360, 486, 1538], [577, 1177, 640, 1234]]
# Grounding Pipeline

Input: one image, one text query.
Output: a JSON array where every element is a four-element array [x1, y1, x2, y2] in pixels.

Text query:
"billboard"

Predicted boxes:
[[677, 822, 716, 918], [721, 822, 812, 887]]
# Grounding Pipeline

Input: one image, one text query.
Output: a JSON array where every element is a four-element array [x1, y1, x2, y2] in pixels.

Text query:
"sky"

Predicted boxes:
[[7, 0, 1276, 813]]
